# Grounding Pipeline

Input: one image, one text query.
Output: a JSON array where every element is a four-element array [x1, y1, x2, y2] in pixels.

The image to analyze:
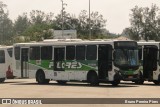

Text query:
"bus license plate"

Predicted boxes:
[[128, 76, 133, 78]]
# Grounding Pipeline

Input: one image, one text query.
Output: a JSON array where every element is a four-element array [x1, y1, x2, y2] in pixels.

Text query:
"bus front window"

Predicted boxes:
[[114, 49, 139, 69]]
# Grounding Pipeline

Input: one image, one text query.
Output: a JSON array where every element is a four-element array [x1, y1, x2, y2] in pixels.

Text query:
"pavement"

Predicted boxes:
[[0, 79, 160, 107]]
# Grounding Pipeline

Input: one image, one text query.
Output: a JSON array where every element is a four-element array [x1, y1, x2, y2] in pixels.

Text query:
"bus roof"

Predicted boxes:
[[0, 46, 13, 49], [138, 41, 160, 45], [13, 40, 136, 47]]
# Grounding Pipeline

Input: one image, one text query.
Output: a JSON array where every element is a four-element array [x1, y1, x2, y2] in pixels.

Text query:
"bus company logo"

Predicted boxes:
[[2, 99, 11, 104], [57, 62, 82, 69], [49, 62, 53, 68]]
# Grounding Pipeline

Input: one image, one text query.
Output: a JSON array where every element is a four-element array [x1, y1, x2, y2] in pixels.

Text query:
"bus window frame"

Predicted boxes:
[[0, 50, 5, 63]]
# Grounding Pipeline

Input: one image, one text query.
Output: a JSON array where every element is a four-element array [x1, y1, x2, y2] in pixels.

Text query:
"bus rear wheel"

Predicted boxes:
[[87, 71, 99, 86], [57, 81, 67, 85], [0, 78, 5, 83], [153, 80, 160, 85], [36, 70, 49, 84]]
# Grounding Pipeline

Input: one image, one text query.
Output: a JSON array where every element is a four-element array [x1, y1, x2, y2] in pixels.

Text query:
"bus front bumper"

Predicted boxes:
[[122, 74, 139, 81]]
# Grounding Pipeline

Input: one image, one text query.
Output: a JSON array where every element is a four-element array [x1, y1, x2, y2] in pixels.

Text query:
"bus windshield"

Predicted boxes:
[[114, 49, 139, 69]]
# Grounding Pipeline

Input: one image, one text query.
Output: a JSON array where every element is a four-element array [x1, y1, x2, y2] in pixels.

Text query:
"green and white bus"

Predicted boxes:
[[137, 42, 160, 84], [12, 40, 139, 86]]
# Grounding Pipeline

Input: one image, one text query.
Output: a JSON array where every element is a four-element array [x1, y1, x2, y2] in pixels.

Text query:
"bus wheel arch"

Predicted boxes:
[[87, 70, 99, 86], [36, 69, 50, 84]]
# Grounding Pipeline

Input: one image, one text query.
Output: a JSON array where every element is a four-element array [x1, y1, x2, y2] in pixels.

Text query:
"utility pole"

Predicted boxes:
[[89, 0, 91, 40], [61, 0, 67, 39]]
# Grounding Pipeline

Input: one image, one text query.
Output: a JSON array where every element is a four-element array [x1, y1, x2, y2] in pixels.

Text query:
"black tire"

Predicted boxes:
[[135, 79, 144, 84], [87, 72, 99, 86], [36, 71, 49, 84], [153, 80, 160, 85], [44, 79, 50, 84], [57, 81, 67, 85], [111, 80, 120, 86], [111, 73, 121, 86], [0, 78, 5, 83], [135, 72, 144, 84]]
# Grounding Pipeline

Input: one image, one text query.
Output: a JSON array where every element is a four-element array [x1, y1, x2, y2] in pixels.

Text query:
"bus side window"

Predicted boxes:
[[76, 45, 85, 60], [0, 50, 5, 63], [7, 48, 13, 57], [30, 47, 40, 60], [14, 47, 20, 60], [66, 46, 75, 60], [86, 45, 97, 60], [41, 46, 52, 60]]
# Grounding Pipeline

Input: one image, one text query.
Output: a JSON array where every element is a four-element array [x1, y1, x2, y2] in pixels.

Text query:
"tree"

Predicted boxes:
[[122, 27, 139, 40], [78, 10, 90, 38], [0, 1, 13, 45], [19, 10, 54, 41], [126, 4, 160, 40], [78, 10, 107, 39], [30, 10, 54, 24], [52, 11, 77, 30], [52, 10, 107, 39], [14, 13, 30, 36], [22, 23, 52, 41], [90, 11, 106, 38]]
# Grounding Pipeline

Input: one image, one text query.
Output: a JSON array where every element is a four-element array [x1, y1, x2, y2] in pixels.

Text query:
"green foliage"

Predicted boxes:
[[14, 10, 54, 42], [30, 10, 54, 24], [78, 10, 107, 39], [22, 23, 52, 41], [124, 4, 160, 41], [14, 13, 30, 36], [52, 10, 107, 39], [0, 1, 13, 45], [0, 1, 109, 45]]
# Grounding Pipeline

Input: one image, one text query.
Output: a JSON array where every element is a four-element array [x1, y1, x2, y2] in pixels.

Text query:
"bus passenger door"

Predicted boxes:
[[21, 48, 29, 78], [143, 46, 158, 79], [54, 47, 68, 80], [98, 45, 112, 80]]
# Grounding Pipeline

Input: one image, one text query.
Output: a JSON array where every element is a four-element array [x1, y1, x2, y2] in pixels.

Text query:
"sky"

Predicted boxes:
[[1, 0, 160, 34]]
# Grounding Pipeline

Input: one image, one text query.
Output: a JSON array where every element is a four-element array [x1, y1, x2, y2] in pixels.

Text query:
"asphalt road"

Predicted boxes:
[[0, 79, 160, 107]]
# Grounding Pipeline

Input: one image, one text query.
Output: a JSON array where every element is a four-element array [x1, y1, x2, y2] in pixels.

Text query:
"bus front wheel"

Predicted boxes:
[[36, 70, 50, 84], [153, 80, 160, 85], [0, 78, 5, 83], [87, 71, 99, 86], [135, 72, 144, 84], [135, 79, 144, 84], [111, 73, 121, 86], [111, 80, 120, 86]]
